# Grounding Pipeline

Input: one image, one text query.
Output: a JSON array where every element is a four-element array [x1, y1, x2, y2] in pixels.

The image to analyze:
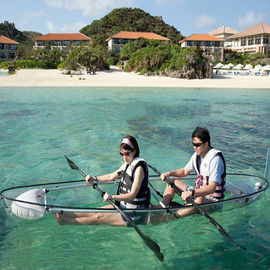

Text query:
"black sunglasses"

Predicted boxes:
[[192, 142, 204, 147], [120, 151, 132, 157]]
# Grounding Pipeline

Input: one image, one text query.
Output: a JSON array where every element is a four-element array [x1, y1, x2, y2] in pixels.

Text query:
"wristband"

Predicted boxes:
[[191, 189, 195, 197], [95, 176, 98, 184], [169, 171, 172, 176]]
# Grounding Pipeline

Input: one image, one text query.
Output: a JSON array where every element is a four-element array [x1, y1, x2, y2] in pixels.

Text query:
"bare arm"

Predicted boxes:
[[85, 164, 125, 183], [160, 167, 190, 181]]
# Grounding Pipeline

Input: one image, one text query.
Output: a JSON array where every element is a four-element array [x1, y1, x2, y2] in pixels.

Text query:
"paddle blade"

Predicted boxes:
[[142, 235, 164, 261], [65, 155, 78, 170], [110, 199, 164, 261]]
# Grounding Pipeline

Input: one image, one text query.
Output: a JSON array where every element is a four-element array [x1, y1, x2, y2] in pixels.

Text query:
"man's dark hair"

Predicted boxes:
[[192, 127, 211, 147]]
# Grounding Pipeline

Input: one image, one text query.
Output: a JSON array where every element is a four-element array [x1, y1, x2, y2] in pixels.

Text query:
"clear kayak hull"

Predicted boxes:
[[0, 173, 268, 220]]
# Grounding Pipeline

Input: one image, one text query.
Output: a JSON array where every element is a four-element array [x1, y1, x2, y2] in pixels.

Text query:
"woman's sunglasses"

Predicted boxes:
[[120, 151, 132, 157]]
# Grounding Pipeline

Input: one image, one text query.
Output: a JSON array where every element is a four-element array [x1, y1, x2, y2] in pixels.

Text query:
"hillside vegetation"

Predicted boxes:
[[81, 8, 183, 44], [121, 39, 212, 79], [0, 21, 41, 44]]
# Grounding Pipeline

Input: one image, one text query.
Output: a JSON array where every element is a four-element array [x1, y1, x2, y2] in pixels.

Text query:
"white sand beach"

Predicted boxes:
[[0, 67, 269, 88]]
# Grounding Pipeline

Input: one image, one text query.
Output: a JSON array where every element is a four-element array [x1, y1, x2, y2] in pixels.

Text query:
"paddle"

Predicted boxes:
[[148, 164, 246, 250], [64, 155, 164, 261]]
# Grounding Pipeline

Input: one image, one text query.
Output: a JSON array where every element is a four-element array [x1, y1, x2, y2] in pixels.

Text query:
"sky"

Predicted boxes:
[[0, 0, 270, 37]]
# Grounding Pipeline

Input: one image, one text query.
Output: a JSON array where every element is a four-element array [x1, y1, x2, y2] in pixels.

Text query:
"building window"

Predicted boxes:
[[8, 52, 15, 59], [8, 44, 17, 50], [62, 41, 70, 46], [263, 37, 269, 44], [114, 47, 120, 53], [241, 39, 246, 46], [205, 48, 211, 55], [37, 41, 44, 46], [187, 41, 192, 46], [195, 41, 201, 46], [123, 39, 130, 44], [214, 41, 220, 47], [0, 52, 5, 58], [248, 38, 254, 45], [52, 40, 61, 46], [113, 38, 121, 44], [255, 37, 261, 44], [205, 41, 211, 47]]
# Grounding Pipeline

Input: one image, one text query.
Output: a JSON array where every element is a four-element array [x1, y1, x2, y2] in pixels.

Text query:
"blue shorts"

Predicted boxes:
[[122, 211, 150, 226]]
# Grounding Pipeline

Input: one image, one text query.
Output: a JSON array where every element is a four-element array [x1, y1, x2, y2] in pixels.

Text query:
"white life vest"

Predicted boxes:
[[194, 148, 226, 199], [117, 157, 150, 209]]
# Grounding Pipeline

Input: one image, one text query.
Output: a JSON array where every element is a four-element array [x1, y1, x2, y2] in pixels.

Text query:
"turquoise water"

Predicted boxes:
[[0, 86, 270, 269], [0, 71, 8, 76]]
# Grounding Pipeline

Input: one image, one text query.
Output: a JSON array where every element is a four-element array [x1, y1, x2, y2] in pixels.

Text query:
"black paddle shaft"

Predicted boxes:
[[64, 155, 164, 261], [148, 164, 246, 250]]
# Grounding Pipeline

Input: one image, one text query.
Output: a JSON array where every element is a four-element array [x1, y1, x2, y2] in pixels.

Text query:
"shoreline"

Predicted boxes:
[[0, 67, 270, 88]]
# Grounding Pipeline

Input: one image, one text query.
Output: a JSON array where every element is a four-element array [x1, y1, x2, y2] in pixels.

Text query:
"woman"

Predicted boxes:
[[54, 135, 150, 226]]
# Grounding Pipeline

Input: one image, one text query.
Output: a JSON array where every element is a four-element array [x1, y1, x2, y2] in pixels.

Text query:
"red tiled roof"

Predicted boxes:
[[107, 31, 169, 41], [180, 34, 224, 43], [229, 23, 270, 39], [33, 33, 90, 41], [0, 35, 19, 44]]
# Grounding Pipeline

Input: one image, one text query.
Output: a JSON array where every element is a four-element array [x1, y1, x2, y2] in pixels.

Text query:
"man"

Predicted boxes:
[[160, 127, 226, 217]]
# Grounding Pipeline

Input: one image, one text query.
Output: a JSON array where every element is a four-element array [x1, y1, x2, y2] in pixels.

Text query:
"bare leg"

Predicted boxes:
[[150, 211, 177, 225], [54, 205, 126, 226], [162, 179, 187, 206], [150, 195, 213, 224], [175, 196, 209, 217]]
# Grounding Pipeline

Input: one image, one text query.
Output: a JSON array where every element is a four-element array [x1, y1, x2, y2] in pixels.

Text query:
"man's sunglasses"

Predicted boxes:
[[192, 142, 204, 147]]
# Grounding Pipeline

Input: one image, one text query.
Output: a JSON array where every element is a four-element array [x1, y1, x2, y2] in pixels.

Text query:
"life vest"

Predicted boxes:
[[117, 157, 150, 209], [194, 149, 226, 199]]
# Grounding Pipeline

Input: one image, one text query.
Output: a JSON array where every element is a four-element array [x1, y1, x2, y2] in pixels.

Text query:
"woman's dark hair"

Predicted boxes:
[[120, 135, 140, 157], [192, 127, 211, 147]]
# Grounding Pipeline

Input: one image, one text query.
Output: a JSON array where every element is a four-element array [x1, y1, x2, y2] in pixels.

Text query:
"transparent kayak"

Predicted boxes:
[[0, 173, 268, 220]]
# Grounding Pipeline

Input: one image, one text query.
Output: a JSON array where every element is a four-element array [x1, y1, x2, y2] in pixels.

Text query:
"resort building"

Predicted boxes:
[[33, 33, 91, 50], [180, 34, 224, 59], [229, 23, 270, 54], [0, 35, 19, 63], [107, 31, 169, 53], [209, 26, 238, 48]]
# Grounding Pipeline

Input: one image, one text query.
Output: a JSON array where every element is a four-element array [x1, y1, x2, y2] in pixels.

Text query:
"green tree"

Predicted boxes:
[[62, 44, 109, 71]]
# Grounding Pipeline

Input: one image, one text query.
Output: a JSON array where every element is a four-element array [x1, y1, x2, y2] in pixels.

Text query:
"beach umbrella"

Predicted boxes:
[[233, 64, 243, 70], [243, 64, 253, 70], [222, 64, 231, 69], [214, 63, 224, 68], [262, 65, 270, 71], [228, 63, 234, 68], [254, 64, 262, 70]]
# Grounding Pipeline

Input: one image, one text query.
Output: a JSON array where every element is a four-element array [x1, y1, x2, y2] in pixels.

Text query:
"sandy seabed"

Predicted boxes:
[[0, 67, 269, 88]]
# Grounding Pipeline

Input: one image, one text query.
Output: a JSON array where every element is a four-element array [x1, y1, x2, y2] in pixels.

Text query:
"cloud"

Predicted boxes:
[[194, 15, 216, 30], [238, 11, 266, 28], [155, 0, 184, 4], [44, 0, 132, 17], [20, 11, 46, 29], [47, 21, 87, 33]]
